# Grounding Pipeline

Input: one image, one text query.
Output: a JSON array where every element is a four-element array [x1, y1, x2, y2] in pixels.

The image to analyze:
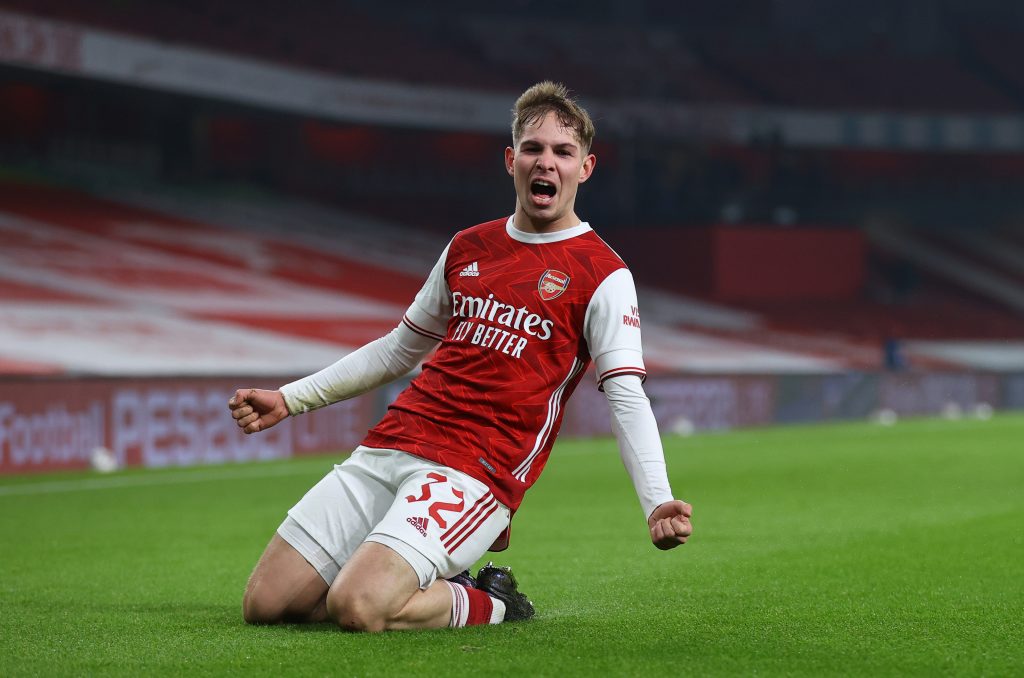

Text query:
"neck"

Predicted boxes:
[[511, 205, 580, 234]]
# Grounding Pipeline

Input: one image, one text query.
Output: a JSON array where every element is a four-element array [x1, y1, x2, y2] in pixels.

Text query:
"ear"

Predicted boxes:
[[504, 146, 515, 176], [578, 153, 596, 183]]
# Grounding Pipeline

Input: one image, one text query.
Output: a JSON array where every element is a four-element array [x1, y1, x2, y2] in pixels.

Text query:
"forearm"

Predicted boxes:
[[280, 323, 438, 414], [604, 375, 674, 519]]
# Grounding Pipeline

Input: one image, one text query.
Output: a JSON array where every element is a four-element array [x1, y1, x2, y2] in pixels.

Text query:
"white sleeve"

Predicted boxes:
[[280, 244, 452, 414], [584, 268, 647, 388], [604, 374, 674, 519], [400, 242, 453, 342]]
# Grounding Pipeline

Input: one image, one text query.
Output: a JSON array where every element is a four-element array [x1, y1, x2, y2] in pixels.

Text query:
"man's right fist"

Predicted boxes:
[[228, 388, 289, 434]]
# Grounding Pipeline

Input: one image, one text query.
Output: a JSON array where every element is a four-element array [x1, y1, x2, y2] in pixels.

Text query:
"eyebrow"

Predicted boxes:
[[519, 140, 579, 152]]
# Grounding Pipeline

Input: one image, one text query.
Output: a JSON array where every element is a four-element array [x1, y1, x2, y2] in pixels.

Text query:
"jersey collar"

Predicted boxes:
[[505, 216, 592, 244]]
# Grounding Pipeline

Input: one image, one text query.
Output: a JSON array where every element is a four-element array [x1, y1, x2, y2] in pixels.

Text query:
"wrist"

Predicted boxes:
[[278, 387, 304, 416]]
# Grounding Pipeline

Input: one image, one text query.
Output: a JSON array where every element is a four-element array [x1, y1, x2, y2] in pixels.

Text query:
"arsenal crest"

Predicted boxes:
[[538, 269, 570, 301]]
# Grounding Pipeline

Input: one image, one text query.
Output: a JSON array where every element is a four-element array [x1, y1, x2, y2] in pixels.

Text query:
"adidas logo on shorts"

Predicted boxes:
[[459, 262, 480, 277], [407, 516, 430, 536]]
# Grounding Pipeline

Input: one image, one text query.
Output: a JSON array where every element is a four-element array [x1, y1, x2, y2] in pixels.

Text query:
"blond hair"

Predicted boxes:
[[511, 81, 595, 153]]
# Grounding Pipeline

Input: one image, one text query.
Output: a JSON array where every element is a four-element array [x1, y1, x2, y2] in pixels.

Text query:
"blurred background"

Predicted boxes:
[[1, 0, 1023, 474]]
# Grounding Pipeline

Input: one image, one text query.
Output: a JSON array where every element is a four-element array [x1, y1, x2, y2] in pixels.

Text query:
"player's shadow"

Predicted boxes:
[[285, 623, 458, 637], [92, 603, 452, 633], [285, 622, 340, 633]]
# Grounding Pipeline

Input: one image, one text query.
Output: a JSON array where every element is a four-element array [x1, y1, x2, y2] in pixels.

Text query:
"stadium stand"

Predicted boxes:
[[0, 0, 517, 91], [4, 176, 1020, 381], [1, 0, 1023, 474], [5, 0, 1024, 111]]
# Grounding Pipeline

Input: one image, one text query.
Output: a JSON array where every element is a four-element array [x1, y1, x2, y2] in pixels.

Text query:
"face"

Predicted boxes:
[[505, 111, 596, 233]]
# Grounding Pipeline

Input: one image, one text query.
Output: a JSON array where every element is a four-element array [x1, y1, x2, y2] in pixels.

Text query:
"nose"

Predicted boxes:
[[536, 147, 556, 170]]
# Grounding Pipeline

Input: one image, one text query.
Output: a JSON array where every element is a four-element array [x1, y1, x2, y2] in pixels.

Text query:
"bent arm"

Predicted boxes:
[[280, 323, 438, 414]]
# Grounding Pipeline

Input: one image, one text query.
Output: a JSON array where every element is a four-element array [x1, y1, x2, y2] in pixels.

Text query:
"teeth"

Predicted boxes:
[[534, 180, 553, 187]]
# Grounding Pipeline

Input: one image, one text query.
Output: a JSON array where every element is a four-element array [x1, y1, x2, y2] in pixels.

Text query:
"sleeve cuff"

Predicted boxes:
[[594, 348, 647, 390], [402, 313, 445, 341], [597, 367, 647, 391]]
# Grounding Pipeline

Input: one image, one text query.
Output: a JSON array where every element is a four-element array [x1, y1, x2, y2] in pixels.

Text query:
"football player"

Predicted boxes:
[[230, 82, 692, 631]]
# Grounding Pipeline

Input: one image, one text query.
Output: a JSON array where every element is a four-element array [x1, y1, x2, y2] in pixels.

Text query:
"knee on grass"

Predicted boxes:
[[243, 591, 278, 625], [326, 587, 389, 633], [242, 584, 302, 625]]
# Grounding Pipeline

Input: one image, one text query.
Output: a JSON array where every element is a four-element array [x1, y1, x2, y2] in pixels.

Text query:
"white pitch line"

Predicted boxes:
[[0, 462, 335, 497]]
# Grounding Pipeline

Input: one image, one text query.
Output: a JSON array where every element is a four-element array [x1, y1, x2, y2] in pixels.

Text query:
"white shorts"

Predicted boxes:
[[278, 446, 511, 589]]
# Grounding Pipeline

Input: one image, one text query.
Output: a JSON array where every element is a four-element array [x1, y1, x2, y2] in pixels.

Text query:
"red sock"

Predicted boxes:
[[464, 587, 494, 626], [446, 581, 497, 627]]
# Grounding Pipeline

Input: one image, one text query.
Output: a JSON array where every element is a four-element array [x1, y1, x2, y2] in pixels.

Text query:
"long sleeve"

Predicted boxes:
[[604, 374, 674, 519], [280, 323, 438, 414], [584, 267, 673, 518], [280, 242, 453, 414]]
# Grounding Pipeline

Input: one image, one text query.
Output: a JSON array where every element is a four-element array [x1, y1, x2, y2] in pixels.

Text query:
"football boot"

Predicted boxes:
[[476, 561, 535, 622]]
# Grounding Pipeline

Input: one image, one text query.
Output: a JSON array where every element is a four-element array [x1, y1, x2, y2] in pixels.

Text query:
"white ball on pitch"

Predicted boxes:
[[872, 408, 898, 426], [669, 417, 695, 437], [90, 447, 120, 473]]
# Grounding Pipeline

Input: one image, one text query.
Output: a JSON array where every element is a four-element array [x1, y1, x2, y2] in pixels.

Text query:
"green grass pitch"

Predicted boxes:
[[1, 415, 1022, 676]]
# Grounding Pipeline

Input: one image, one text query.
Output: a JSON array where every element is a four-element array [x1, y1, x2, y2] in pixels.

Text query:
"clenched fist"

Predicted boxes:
[[228, 388, 290, 434], [648, 500, 693, 550]]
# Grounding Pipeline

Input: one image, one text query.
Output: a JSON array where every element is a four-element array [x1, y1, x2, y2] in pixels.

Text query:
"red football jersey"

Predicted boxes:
[[362, 217, 647, 513]]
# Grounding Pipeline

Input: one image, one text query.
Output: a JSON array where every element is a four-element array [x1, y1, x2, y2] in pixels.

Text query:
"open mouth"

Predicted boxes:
[[530, 180, 556, 203]]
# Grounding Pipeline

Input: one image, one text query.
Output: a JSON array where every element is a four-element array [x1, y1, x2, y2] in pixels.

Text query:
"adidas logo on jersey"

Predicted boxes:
[[407, 516, 430, 536], [459, 262, 480, 277]]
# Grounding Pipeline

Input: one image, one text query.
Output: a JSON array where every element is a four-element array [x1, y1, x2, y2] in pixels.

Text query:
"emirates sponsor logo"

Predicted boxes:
[[538, 269, 570, 301], [450, 291, 554, 340]]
